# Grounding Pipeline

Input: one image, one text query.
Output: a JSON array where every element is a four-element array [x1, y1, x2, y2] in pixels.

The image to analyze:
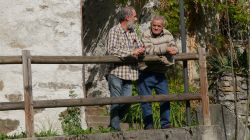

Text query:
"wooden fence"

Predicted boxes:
[[0, 47, 211, 138]]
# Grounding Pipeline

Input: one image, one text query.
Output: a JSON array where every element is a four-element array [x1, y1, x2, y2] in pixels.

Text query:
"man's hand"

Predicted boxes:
[[132, 47, 145, 57], [166, 47, 178, 55]]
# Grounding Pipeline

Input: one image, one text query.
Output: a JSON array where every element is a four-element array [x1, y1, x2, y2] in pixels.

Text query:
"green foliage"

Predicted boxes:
[[111, 0, 249, 39], [135, 23, 142, 39], [123, 85, 144, 129], [59, 106, 82, 135], [227, 3, 249, 36], [0, 132, 26, 139], [35, 129, 58, 137], [59, 90, 82, 135], [2, 127, 114, 139], [58, 90, 118, 135], [207, 47, 247, 89], [157, 0, 249, 37], [157, 0, 180, 35], [0, 129, 58, 139], [0, 134, 7, 140], [123, 68, 199, 129], [169, 79, 199, 127]]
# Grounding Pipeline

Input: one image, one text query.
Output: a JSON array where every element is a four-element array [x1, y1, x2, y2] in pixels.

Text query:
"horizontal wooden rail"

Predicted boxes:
[[0, 56, 22, 64], [0, 93, 201, 111], [0, 53, 198, 64]]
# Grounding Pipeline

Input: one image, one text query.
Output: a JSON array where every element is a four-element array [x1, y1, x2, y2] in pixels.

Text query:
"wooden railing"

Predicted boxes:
[[0, 47, 211, 138]]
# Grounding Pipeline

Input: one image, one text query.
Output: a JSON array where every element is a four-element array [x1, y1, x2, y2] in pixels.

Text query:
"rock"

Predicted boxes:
[[0, 119, 20, 133]]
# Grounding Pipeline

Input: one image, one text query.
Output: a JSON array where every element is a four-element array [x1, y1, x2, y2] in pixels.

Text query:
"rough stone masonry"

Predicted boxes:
[[0, 0, 85, 134]]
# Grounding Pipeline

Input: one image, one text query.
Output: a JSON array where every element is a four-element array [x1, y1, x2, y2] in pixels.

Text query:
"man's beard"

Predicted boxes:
[[127, 21, 135, 32]]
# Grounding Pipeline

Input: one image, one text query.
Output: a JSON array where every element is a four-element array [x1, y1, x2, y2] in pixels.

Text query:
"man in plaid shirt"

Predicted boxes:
[[107, 6, 145, 131]]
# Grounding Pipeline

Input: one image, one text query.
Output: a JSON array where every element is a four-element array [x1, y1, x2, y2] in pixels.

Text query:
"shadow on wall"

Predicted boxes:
[[82, 0, 151, 96], [83, 0, 116, 54], [82, 0, 116, 95]]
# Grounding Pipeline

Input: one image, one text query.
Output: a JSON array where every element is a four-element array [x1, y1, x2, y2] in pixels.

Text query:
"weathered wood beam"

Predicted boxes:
[[0, 53, 198, 64], [22, 50, 35, 137], [0, 56, 22, 64], [198, 48, 211, 126], [0, 94, 201, 111]]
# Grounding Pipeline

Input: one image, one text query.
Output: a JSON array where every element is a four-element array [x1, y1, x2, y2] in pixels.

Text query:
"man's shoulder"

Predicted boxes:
[[142, 29, 151, 38], [162, 29, 172, 36], [109, 24, 122, 33]]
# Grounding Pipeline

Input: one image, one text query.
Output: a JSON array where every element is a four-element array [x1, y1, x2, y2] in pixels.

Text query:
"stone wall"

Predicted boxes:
[[0, 0, 84, 134], [19, 125, 224, 140], [82, 0, 116, 98], [0, 0, 206, 135], [81, 0, 200, 128], [211, 73, 249, 126]]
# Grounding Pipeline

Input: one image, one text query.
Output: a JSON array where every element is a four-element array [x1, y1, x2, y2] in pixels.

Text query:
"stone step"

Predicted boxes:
[[85, 106, 108, 116], [85, 106, 131, 130], [87, 122, 109, 128], [86, 115, 110, 123], [87, 122, 130, 130], [31, 125, 223, 140]]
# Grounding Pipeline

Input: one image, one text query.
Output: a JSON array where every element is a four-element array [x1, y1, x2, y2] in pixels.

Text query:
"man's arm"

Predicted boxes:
[[141, 33, 153, 48], [142, 31, 178, 55], [107, 29, 145, 58]]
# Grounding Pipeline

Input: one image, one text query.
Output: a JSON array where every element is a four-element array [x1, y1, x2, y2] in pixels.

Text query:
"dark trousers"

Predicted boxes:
[[138, 71, 170, 129], [108, 74, 132, 130]]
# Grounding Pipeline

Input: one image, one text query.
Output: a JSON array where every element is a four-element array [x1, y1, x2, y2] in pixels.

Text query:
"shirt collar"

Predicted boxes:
[[118, 23, 134, 33], [151, 30, 164, 38]]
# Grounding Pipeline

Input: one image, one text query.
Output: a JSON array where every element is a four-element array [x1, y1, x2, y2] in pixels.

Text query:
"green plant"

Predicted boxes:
[[59, 106, 82, 135], [157, 0, 180, 35], [122, 84, 144, 129], [169, 82, 199, 127], [0, 126, 58, 139], [35, 117, 59, 137], [97, 126, 114, 133], [59, 90, 82, 135], [0, 133, 7, 140], [207, 47, 247, 89], [123, 68, 199, 129], [35, 129, 58, 137], [58, 90, 122, 135], [0, 132, 26, 139]]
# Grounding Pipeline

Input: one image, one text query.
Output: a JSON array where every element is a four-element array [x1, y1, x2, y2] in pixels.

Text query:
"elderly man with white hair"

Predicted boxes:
[[138, 15, 178, 130]]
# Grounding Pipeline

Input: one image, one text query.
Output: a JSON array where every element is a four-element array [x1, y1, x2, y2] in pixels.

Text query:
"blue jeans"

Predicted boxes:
[[138, 71, 170, 129], [108, 74, 132, 130]]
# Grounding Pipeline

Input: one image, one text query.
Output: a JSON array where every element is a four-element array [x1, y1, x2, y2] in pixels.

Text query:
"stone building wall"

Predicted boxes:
[[211, 73, 249, 126], [0, 0, 206, 135], [0, 0, 84, 134], [82, 0, 116, 98]]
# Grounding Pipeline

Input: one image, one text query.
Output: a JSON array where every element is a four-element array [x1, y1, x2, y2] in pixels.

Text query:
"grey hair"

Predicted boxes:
[[151, 15, 165, 25], [117, 6, 135, 22]]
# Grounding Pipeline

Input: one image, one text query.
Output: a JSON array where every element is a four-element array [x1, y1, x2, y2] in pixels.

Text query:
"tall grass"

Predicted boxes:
[[123, 65, 199, 129]]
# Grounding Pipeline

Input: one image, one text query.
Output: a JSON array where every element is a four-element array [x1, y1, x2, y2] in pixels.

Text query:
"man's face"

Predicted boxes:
[[127, 10, 137, 30], [151, 19, 164, 36]]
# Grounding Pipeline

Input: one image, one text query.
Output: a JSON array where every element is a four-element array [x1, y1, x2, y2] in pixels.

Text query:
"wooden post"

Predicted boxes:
[[22, 50, 34, 137], [198, 48, 211, 125]]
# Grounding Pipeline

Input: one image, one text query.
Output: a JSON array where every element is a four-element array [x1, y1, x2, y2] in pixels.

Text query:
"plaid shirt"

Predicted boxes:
[[107, 23, 142, 80]]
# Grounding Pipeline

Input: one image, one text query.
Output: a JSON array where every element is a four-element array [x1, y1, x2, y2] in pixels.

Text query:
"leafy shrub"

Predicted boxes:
[[59, 90, 82, 135], [123, 66, 199, 129]]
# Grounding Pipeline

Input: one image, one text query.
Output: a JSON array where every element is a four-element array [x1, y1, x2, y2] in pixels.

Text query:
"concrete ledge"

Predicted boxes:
[[197, 104, 250, 140], [20, 125, 223, 140]]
